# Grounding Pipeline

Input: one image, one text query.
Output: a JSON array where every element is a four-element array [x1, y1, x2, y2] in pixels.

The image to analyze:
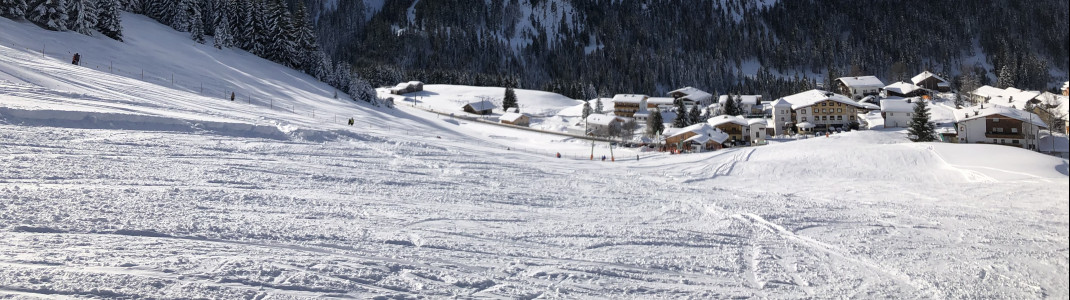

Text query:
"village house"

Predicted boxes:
[[627, 97, 676, 122], [662, 123, 730, 152], [584, 114, 623, 136], [880, 97, 920, 128], [883, 82, 926, 98], [770, 90, 866, 135], [911, 71, 951, 92], [610, 94, 648, 118], [389, 81, 425, 95], [704, 115, 767, 146], [969, 85, 1041, 108], [668, 87, 714, 106], [951, 105, 1047, 150], [499, 112, 530, 126], [834, 76, 886, 99], [716, 95, 764, 115], [1029, 92, 1069, 133], [462, 99, 496, 115]]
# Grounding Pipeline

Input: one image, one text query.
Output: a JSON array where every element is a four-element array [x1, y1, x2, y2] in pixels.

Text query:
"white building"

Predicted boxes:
[[953, 106, 1048, 149], [584, 114, 624, 136], [880, 97, 921, 128], [835, 76, 886, 99], [706, 115, 767, 145], [716, 95, 764, 115], [770, 90, 866, 135], [883, 82, 925, 98], [668, 87, 714, 106], [969, 86, 1041, 108]]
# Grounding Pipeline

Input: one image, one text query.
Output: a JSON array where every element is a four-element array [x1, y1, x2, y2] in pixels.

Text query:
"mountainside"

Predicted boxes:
[[307, 0, 1069, 98], [2, 9, 1069, 298]]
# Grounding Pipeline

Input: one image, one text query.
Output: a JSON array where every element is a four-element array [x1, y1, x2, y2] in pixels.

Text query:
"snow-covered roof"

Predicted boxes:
[[971, 86, 1041, 108], [859, 96, 878, 104], [390, 83, 409, 90], [884, 81, 922, 95], [665, 123, 730, 144], [880, 98, 919, 113], [797, 122, 815, 129], [747, 118, 767, 126], [1063, 81, 1069, 90], [464, 100, 496, 111], [669, 87, 713, 103], [836, 76, 886, 88], [707, 115, 749, 127], [716, 95, 762, 105], [611, 94, 648, 104], [407, 81, 423, 85], [586, 114, 620, 126], [953, 106, 1047, 128], [911, 71, 947, 85], [771, 90, 863, 110], [499, 112, 526, 122], [647, 97, 676, 106]]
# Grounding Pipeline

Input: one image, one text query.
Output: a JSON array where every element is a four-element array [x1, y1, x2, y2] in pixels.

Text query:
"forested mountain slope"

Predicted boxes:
[[306, 0, 1068, 98]]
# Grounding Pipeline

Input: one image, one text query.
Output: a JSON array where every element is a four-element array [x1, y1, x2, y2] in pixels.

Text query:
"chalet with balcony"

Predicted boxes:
[[834, 76, 885, 99], [911, 71, 950, 92], [770, 90, 866, 135], [952, 106, 1048, 149]]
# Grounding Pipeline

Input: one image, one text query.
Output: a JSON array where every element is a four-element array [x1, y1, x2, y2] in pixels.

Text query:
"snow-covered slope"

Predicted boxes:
[[2, 12, 1068, 299]]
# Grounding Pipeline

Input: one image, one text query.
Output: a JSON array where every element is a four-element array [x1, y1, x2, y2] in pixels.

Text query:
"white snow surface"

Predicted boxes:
[[1, 13, 1069, 299]]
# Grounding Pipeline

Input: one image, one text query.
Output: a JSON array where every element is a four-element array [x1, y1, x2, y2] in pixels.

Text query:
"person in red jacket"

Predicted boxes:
[[71, 53, 81, 65]]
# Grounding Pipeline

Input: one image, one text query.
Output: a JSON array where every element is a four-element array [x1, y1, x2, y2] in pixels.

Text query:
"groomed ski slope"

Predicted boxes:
[[2, 14, 1069, 299]]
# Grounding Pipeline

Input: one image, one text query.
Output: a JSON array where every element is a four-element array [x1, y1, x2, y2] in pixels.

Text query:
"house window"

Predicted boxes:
[[888, 113, 894, 117], [822, 102, 827, 106], [850, 116, 855, 120], [992, 139, 997, 143], [1013, 140, 1020, 144], [1001, 139, 1006, 144], [995, 128, 1003, 133], [802, 117, 807, 121], [993, 118, 999, 123], [801, 109, 806, 114], [837, 116, 843, 120], [1011, 128, 1018, 133], [780, 117, 785, 121], [838, 108, 843, 113]]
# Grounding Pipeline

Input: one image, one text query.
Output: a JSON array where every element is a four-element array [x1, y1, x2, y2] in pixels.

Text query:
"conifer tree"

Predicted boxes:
[[172, 0, 193, 32], [672, 99, 690, 128], [28, 0, 67, 31], [907, 100, 937, 142], [594, 98, 604, 114], [581, 100, 592, 119], [688, 104, 702, 125], [66, 0, 96, 35], [212, 13, 233, 48], [503, 86, 518, 111], [349, 75, 377, 104], [722, 94, 740, 116], [96, 0, 122, 41], [1, 0, 28, 18], [189, 5, 205, 43], [647, 109, 665, 137]]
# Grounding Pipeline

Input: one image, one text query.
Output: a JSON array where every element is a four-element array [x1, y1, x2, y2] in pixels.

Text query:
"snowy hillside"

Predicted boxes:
[[2, 11, 1069, 299]]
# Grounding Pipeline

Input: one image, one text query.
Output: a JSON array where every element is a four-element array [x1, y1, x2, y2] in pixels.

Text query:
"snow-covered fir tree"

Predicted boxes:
[[96, 0, 122, 41], [688, 104, 701, 125], [171, 0, 192, 31], [28, 0, 68, 31], [647, 109, 665, 137], [907, 99, 936, 142], [248, 0, 267, 56], [292, 2, 317, 72], [1, 0, 28, 18], [503, 87, 518, 111], [348, 75, 376, 104], [119, 0, 138, 13], [672, 99, 690, 128], [594, 98, 603, 114], [581, 100, 592, 119], [264, 0, 295, 67], [213, 13, 233, 48], [66, 0, 97, 35], [189, 6, 204, 43], [721, 94, 740, 116]]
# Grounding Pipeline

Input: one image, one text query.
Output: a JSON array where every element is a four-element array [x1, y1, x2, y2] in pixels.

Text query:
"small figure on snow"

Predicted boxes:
[[556, 152, 561, 158], [348, 118, 355, 126], [601, 155, 606, 161], [71, 53, 81, 65], [230, 92, 235, 101]]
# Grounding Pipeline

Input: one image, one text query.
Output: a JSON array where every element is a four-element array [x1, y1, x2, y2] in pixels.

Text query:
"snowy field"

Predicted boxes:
[[3, 14, 1070, 299]]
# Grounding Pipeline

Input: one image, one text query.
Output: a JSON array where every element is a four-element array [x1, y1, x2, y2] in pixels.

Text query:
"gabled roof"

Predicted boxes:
[[647, 97, 676, 106], [911, 71, 947, 85], [971, 85, 1042, 108], [880, 98, 919, 113], [836, 76, 885, 88], [664, 123, 731, 144], [707, 115, 749, 127], [499, 112, 527, 122], [719, 95, 761, 105], [884, 81, 922, 95], [586, 114, 620, 126], [772, 90, 863, 110], [611, 94, 648, 104], [953, 106, 1047, 128], [464, 100, 496, 111], [747, 118, 768, 126], [669, 87, 713, 103]]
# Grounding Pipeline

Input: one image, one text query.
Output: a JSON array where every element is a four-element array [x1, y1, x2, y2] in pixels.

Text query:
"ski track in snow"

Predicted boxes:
[[1, 14, 1069, 299]]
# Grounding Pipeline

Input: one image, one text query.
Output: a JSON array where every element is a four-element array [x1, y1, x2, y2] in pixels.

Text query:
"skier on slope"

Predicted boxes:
[[71, 53, 81, 65]]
